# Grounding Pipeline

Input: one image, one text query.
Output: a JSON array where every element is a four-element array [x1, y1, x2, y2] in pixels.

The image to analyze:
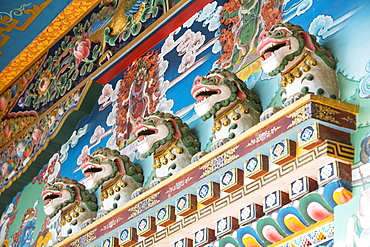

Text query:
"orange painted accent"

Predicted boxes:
[[242, 235, 262, 247], [0, 0, 101, 94], [334, 188, 353, 205], [284, 215, 307, 232], [270, 216, 333, 247]]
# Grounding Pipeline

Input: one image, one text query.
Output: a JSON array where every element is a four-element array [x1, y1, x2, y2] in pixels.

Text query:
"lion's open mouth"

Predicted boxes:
[[192, 86, 220, 103], [259, 42, 288, 60], [135, 126, 157, 141], [42, 191, 61, 204], [82, 164, 103, 177]]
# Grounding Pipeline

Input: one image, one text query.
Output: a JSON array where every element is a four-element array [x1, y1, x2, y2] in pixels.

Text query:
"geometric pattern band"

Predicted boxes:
[[131, 140, 353, 246]]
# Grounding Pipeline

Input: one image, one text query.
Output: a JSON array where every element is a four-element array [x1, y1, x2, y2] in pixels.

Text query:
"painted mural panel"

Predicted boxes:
[[0, 0, 171, 197], [1, 0, 370, 246]]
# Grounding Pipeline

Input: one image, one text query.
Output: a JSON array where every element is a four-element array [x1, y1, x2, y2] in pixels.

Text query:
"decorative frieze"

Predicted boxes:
[[137, 216, 156, 237], [298, 123, 351, 149], [220, 168, 244, 193], [118, 227, 138, 246], [263, 190, 290, 214], [101, 237, 119, 247], [289, 176, 318, 200], [175, 194, 197, 216], [174, 238, 193, 247], [244, 154, 269, 179], [239, 203, 264, 225], [197, 181, 220, 205], [156, 205, 176, 227], [194, 228, 215, 247], [270, 139, 297, 165], [215, 216, 239, 237], [317, 161, 352, 186]]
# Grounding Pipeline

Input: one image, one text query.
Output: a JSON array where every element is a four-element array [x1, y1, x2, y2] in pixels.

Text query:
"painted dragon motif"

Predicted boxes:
[[133, 112, 200, 196], [42, 177, 97, 242], [191, 69, 261, 160], [80, 147, 143, 216], [257, 22, 339, 120], [88, 0, 146, 64]]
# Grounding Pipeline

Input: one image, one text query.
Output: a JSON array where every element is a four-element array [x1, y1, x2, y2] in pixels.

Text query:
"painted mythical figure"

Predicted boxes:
[[191, 69, 261, 160], [12, 201, 38, 247], [88, 0, 146, 64], [257, 22, 339, 120], [133, 112, 200, 196], [42, 177, 97, 242], [81, 147, 143, 216]]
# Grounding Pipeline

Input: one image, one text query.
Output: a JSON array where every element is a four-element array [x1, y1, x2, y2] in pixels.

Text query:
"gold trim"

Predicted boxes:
[[60, 202, 80, 227], [280, 52, 314, 87], [153, 138, 180, 169], [212, 99, 249, 132], [100, 174, 127, 201], [0, 0, 101, 94], [0, 1, 53, 51]]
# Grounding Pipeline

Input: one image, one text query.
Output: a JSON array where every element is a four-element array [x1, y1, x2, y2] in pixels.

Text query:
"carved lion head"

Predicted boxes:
[[191, 69, 261, 120], [81, 148, 143, 192], [257, 22, 335, 76], [42, 177, 97, 218], [135, 112, 200, 158]]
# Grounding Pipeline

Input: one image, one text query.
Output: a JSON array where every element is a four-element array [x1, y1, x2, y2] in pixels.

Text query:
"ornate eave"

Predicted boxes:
[[0, 0, 101, 94]]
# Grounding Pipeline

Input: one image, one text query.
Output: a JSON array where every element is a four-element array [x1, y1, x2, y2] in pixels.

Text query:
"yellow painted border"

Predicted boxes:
[[0, 0, 101, 94]]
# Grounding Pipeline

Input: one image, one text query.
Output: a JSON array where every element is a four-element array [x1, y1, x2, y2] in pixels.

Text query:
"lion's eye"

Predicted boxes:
[[209, 77, 219, 83], [94, 158, 100, 162], [149, 118, 156, 124], [53, 184, 60, 189], [274, 30, 284, 36]]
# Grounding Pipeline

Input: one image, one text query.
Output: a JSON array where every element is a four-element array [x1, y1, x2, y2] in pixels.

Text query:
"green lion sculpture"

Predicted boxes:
[[42, 177, 97, 242], [133, 111, 200, 196], [257, 22, 339, 120], [80, 147, 143, 216], [191, 68, 261, 160]]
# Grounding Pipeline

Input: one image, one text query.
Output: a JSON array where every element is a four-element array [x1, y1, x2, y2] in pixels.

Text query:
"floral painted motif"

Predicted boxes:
[[73, 33, 92, 67], [0, 89, 83, 191]]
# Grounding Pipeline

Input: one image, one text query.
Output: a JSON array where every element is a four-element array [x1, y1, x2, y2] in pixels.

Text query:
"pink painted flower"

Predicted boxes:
[[32, 126, 42, 144], [73, 33, 91, 66]]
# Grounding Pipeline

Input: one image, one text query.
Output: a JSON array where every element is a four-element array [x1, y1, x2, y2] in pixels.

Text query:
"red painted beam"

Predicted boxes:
[[95, 0, 213, 84]]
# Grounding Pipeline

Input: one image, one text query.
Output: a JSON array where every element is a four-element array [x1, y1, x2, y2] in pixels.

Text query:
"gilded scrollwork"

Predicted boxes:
[[313, 104, 340, 125], [246, 126, 282, 147], [0, 0, 101, 91], [0, 1, 52, 55], [287, 104, 311, 129], [127, 191, 161, 220], [341, 116, 355, 123], [200, 145, 239, 179], [165, 176, 194, 195], [70, 228, 97, 247]]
